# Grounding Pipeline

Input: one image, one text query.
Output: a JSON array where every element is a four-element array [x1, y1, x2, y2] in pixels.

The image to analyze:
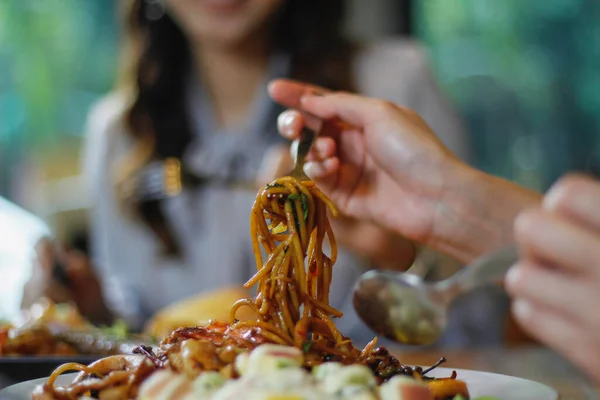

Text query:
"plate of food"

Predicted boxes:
[[0, 177, 558, 399]]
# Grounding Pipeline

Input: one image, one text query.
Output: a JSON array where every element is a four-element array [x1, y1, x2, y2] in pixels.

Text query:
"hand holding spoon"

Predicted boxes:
[[352, 244, 519, 346]]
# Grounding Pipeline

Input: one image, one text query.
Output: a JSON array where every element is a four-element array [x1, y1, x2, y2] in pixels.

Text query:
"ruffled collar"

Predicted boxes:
[[182, 52, 290, 186]]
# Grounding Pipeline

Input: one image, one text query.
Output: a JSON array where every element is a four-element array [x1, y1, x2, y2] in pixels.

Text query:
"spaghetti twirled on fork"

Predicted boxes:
[[229, 176, 367, 365]]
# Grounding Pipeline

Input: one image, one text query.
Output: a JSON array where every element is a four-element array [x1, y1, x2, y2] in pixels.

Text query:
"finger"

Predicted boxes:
[[277, 109, 335, 141], [268, 79, 330, 109], [290, 136, 337, 164], [308, 137, 336, 162], [277, 109, 304, 140], [304, 157, 340, 202], [544, 173, 600, 234], [511, 299, 600, 383], [505, 262, 596, 327], [305, 158, 339, 183], [300, 92, 398, 128], [514, 209, 600, 275]]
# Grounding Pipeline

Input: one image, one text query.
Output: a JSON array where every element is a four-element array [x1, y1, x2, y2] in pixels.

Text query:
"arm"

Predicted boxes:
[[431, 164, 542, 262], [398, 59, 541, 341], [357, 40, 471, 269], [401, 47, 542, 258], [269, 79, 542, 264], [317, 41, 459, 271]]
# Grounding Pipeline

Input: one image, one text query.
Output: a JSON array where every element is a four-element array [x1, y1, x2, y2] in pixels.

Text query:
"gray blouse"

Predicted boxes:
[[83, 39, 504, 348]]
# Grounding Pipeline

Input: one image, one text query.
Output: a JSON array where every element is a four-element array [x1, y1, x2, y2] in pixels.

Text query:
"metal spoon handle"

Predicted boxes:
[[437, 244, 519, 296]]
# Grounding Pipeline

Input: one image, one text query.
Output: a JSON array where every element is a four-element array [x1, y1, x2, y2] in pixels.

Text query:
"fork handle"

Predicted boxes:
[[292, 127, 316, 178]]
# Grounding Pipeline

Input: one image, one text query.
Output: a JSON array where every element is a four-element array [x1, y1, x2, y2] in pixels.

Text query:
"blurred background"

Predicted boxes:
[[0, 0, 599, 320]]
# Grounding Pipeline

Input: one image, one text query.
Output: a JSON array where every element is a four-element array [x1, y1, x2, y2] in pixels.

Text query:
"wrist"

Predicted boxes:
[[429, 163, 541, 263]]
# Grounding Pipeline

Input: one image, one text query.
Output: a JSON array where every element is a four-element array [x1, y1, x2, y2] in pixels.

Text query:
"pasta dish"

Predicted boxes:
[[32, 177, 470, 400]]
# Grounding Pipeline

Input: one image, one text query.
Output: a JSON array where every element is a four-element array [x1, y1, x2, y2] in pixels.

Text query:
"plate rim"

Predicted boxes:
[[428, 367, 559, 398]]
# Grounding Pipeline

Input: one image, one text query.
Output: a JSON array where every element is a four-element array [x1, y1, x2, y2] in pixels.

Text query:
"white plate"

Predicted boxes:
[[0, 368, 558, 399], [427, 368, 558, 399]]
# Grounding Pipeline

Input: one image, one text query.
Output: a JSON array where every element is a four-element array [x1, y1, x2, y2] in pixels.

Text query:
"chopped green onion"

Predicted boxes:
[[302, 340, 312, 353]]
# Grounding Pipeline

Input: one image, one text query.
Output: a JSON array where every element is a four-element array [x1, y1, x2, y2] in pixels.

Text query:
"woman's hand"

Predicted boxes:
[[257, 144, 416, 270], [506, 174, 600, 384], [269, 79, 541, 263]]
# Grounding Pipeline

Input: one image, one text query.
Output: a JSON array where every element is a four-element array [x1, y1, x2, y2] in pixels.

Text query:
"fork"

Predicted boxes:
[[287, 118, 322, 180]]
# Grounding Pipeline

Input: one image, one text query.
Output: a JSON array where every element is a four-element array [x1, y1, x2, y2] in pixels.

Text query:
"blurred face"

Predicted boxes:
[[164, 0, 283, 48]]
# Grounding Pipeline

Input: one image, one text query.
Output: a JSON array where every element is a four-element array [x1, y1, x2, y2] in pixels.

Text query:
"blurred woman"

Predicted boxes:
[[24, 0, 466, 343]]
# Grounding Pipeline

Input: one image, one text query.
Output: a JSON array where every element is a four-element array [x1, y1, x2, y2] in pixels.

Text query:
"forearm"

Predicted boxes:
[[429, 164, 542, 263]]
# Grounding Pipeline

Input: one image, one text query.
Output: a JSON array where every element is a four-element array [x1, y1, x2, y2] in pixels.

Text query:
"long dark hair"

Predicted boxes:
[[117, 0, 356, 255]]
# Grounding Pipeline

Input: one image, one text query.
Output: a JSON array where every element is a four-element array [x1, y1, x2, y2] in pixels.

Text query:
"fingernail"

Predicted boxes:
[[504, 266, 522, 290], [512, 299, 533, 320], [278, 111, 296, 138]]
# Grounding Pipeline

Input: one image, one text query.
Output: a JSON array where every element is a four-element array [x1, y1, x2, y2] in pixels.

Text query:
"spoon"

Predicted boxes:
[[352, 244, 519, 346]]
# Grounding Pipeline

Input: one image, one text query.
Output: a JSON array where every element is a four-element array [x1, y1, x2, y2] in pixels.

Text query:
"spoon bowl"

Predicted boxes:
[[353, 270, 447, 345], [353, 245, 519, 346]]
